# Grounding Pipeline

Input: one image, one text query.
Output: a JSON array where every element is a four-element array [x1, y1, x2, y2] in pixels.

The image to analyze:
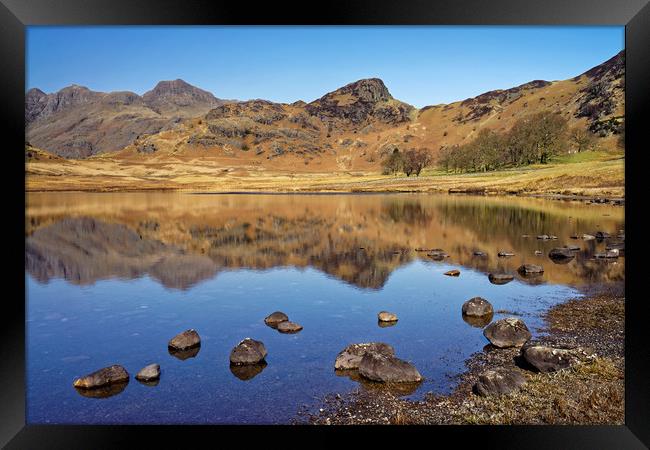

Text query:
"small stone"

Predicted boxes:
[[534, 250, 543, 255], [277, 321, 303, 333], [73, 365, 129, 389], [474, 368, 526, 396], [444, 269, 460, 277], [264, 311, 289, 326], [378, 311, 398, 322], [135, 363, 160, 382], [168, 329, 201, 351], [497, 251, 515, 257], [473, 251, 486, 256], [230, 338, 267, 365]]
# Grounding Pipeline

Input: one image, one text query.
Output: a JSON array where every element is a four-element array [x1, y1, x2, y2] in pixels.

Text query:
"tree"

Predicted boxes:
[[569, 127, 597, 153], [382, 149, 404, 175], [530, 111, 568, 163], [402, 148, 433, 177]]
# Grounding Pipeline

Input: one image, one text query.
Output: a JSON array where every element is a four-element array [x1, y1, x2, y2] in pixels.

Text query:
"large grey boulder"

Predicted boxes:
[[230, 338, 267, 365], [474, 368, 527, 396], [522, 345, 595, 373], [168, 329, 201, 350], [334, 343, 395, 370], [358, 352, 423, 383], [462, 297, 494, 317], [483, 318, 532, 348], [73, 365, 129, 389]]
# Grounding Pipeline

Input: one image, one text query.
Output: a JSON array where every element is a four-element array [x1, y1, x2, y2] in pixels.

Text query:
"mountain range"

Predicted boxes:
[[25, 51, 624, 170]]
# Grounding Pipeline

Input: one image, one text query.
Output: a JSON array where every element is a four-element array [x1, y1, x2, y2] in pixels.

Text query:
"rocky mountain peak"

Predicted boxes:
[[306, 78, 411, 125], [337, 78, 392, 103]]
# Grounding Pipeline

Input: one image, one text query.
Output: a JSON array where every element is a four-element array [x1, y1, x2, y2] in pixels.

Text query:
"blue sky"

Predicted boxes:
[[26, 26, 623, 108]]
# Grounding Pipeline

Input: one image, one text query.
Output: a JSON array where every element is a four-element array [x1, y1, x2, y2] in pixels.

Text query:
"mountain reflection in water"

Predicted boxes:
[[26, 193, 624, 289]]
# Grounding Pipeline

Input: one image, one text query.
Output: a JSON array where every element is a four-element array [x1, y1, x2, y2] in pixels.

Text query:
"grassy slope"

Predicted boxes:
[[26, 150, 624, 197]]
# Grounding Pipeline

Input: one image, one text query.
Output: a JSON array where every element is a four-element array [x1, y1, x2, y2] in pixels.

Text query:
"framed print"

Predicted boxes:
[[1, 0, 648, 447]]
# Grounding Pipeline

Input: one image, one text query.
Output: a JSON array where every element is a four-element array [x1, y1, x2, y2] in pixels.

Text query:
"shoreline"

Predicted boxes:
[[25, 188, 625, 204], [302, 283, 625, 425]]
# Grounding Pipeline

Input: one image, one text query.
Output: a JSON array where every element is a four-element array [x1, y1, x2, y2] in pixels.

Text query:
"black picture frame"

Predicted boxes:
[[2, 0, 647, 447]]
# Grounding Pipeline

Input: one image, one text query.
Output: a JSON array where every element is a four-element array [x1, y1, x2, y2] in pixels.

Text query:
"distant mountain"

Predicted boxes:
[[25, 80, 224, 158], [25, 51, 624, 165]]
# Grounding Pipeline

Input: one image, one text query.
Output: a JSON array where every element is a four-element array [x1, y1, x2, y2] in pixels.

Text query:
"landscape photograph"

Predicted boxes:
[[25, 26, 625, 425]]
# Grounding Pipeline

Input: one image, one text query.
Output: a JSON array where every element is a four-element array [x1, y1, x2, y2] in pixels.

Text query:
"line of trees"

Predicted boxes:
[[382, 148, 433, 177], [437, 111, 599, 173]]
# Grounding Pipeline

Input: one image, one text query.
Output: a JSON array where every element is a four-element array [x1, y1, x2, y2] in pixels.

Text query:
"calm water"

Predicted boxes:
[[26, 193, 624, 424]]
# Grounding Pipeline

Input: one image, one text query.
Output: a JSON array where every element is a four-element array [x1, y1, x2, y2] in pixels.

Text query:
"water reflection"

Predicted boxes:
[[462, 312, 494, 328], [74, 380, 129, 399], [168, 346, 201, 361], [25, 193, 624, 289], [335, 369, 422, 397], [230, 361, 268, 381]]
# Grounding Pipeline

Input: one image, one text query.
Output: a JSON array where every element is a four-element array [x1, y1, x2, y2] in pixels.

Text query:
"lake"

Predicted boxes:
[[25, 192, 624, 424]]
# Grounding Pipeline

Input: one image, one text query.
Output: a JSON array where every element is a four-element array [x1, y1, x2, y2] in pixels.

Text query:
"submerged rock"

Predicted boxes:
[[517, 264, 544, 275], [444, 269, 460, 277], [427, 249, 449, 261], [473, 368, 527, 396], [230, 338, 267, 365], [548, 248, 575, 263], [488, 273, 514, 285], [135, 363, 160, 382], [334, 342, 395, 370], [264, 311, 289, 327], [358, 352, 423, 383], [378, 311, 398, 322], [497, 251, 515, 257], [277, 321, 303, 333], [462, 297, 494, 317], [595, 249, 619, 259], [595, 231, 611, 240], [73, 365, 130, 389], [168, 329, 201, 351], [521, 345, 587, 373], [483, 318, 531, 348]]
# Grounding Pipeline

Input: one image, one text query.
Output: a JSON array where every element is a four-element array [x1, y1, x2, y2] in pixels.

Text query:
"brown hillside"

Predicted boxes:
[[26, 51, 624, 173]]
